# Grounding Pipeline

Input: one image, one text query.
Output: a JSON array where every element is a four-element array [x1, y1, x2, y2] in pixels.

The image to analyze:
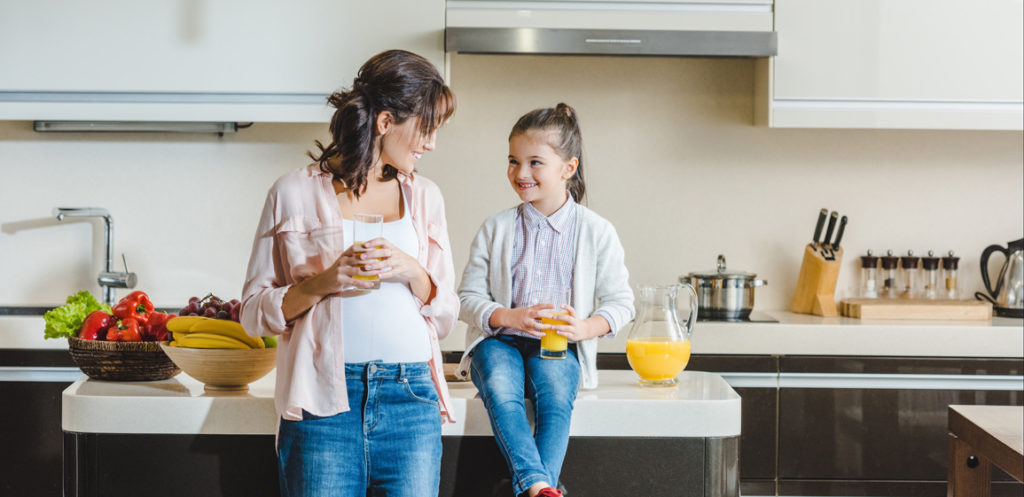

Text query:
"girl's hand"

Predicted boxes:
[[493, 304, 555, 338], [546, 305, 600, 341], [358, 237, 427, 284]]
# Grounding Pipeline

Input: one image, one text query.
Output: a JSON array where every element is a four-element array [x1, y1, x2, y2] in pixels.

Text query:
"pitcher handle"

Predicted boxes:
[[677, 282, 698, 339]]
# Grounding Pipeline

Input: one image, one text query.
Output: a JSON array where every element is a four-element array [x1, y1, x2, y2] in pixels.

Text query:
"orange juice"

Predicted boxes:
[[626, 337, 691, 384], [353, 242, 383, 282], [539, 311, 569, 359]]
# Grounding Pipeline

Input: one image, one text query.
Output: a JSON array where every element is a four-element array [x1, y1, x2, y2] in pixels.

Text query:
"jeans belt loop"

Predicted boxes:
[[398, 363, 407, 383]]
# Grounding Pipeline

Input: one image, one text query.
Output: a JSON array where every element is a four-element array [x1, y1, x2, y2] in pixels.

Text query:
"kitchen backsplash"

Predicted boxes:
[[1, 54, 1021, 350]]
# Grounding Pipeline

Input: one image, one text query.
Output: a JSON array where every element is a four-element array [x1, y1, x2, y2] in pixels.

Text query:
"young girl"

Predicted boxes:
[[456, 103, 635, 497], [240, 50, 458, 497]]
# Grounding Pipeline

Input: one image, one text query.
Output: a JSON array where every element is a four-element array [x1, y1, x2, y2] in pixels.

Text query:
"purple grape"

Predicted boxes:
[[220, 301, 232, 312], [230, 299, 240, 307], [216, 310, 230, 320], [230, 306, 240, 322], [178, 307, 189, 315], [187, 302, 200, 314], [203, 307, 217, 317], [188, 296, 200, 304]]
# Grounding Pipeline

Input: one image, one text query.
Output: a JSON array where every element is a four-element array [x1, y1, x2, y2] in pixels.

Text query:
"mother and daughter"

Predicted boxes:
[[241, 49, 634, 497]]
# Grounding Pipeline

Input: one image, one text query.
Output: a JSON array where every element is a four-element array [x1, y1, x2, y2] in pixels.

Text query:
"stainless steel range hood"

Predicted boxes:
[[446, 27, 777, 57], [445, 0, 778, 58]]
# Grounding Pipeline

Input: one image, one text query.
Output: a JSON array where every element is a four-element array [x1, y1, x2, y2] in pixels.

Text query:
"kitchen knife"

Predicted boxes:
[[812, 208, 827, 244], [822, 211, 838, 245], [832, 215, 848, 249]]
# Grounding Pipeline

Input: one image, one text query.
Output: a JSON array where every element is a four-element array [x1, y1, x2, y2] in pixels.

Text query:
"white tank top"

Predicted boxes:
[[340, 200, 431, 364]]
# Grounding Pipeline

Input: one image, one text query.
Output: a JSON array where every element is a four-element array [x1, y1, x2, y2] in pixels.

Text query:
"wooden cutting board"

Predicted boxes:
[[840, 298, 993, 320]]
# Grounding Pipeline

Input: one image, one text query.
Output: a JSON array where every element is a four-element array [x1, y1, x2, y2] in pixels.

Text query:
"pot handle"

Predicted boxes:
[[750, 279, 767, 287], [677, 282, 698, 338]]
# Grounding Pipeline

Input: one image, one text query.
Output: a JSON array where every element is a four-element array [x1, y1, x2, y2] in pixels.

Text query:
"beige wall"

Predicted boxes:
[[1, 54, 1021, 350]]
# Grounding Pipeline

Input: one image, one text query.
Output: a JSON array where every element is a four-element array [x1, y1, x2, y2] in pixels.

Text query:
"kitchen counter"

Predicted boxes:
[[62, 370, 742, 497], [62, 370, 740, 437], [6, 311, 1020, 357], [600, 311, 1024, 358]]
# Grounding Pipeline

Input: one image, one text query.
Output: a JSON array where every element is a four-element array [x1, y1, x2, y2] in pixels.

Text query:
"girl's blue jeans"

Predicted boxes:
[[277, 361, 442, 497], [471, 334, 581, 496]]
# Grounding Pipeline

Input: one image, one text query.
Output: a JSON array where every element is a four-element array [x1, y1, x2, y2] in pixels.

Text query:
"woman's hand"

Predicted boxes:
[[490, 304, 555, 338], [281, 245, 376, 321], [317, 244, 380, 294], [546, 305, 608, 341], [358, 238, 433, 302]]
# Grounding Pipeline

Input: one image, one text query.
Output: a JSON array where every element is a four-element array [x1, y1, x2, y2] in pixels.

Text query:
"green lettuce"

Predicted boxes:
[[43, 291, 111, 339]]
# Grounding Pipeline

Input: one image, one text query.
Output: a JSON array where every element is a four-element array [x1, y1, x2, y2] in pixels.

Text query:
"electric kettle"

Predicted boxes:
[[976, 238, 1023, 318]]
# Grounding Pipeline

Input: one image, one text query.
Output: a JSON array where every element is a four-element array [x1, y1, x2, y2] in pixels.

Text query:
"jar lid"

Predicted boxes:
[[687, 254, 758, 279], [942, 250, 960, 270]]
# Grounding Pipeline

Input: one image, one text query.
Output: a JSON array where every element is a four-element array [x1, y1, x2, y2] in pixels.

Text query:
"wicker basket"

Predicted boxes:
[[67, 337, 181, 381]]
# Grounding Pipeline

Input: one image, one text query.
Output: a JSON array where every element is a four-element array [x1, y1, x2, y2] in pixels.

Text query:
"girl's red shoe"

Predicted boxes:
[[536, 488, 563, 497]]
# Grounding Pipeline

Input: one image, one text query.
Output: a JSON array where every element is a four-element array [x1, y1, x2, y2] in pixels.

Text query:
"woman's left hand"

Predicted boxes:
[[359, 238, 428, 286], [545, 305, 599, 342]]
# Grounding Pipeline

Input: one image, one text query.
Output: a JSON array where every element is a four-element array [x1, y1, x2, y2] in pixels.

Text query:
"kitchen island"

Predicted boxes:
[[61, 370, 741, 497]]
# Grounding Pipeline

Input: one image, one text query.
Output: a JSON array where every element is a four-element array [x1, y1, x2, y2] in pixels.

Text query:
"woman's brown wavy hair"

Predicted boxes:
[[309, 50, 455, 197]]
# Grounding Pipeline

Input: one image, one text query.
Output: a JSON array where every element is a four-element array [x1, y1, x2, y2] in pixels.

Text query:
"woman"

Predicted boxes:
[[239, 49, 458, 497]]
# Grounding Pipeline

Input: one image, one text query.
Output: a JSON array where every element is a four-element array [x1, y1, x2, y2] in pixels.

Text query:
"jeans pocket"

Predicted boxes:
[[401, 377, 440, 407]]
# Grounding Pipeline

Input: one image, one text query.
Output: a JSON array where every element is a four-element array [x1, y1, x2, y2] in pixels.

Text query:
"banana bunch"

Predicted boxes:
[[166, 316, 264, 349]]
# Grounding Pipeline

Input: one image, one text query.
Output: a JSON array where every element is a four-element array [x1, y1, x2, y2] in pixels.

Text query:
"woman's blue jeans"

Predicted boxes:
[[277, 361, 442, 497], [471, 335, 581, 496]]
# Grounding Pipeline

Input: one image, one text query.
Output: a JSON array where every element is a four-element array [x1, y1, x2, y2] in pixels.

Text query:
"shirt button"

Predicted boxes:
[[369, 364, 378, 374], [539, 240, 546, 246]]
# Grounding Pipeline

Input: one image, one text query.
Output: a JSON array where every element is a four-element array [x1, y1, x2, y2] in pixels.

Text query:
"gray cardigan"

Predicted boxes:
[[455, 204, 635, 389]]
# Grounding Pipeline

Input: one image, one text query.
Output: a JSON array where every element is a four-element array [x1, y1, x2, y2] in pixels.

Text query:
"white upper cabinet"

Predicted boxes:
[[447, 0, 774, 32], [757, 0, 1024, 130], [0, 1, 444, 123]]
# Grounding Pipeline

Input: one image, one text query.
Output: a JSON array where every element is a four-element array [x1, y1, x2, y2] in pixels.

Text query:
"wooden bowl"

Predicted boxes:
[[159, 344, 276, 392], [67, 336, 181, 381]]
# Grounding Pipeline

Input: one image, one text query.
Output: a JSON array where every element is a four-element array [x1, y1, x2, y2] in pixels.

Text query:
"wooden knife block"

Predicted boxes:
[[790, 244, 843, 317]]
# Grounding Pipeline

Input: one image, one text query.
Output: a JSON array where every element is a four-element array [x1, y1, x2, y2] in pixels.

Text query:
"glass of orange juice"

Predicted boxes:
[[352, 214, 383, 289], [539, 310, 570, 359]]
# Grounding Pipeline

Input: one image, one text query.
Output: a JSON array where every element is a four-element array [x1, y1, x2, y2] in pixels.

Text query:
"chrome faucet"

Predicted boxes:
[[54, 207, 137, 306]]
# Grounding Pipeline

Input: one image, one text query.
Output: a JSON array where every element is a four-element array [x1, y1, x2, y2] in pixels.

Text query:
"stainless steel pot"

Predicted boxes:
[[680, 254, 767, 321]]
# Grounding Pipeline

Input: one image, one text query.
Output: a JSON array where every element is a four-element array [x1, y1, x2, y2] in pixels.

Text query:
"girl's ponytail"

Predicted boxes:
[[510, 102, 587, 203]]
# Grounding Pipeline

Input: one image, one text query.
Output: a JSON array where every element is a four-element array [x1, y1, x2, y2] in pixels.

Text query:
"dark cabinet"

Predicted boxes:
[[777, 356, 1024, 497], [0, 349, 78, 497]]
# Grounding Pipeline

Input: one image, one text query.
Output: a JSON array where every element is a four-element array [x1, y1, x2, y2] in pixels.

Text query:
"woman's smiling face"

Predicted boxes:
[[379, 116, 437, 175], [507, 130, 578, 210]]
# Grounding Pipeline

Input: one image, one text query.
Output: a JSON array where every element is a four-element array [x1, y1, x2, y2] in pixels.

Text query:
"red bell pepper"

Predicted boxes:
[[78, 310, 114, 341], [112, 291, 154, 324], [142, 312, 176, 341], [109, 318, 143, 342]]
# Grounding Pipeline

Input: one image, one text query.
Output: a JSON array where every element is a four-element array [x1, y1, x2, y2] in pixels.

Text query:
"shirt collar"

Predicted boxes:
[[521, 194, 576, 233]]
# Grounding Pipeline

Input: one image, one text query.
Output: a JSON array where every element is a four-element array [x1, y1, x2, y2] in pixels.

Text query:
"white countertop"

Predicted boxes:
[[6, 311, 1022, 357], [670, 311, 1023, 357], [62, 370, 741, 438]]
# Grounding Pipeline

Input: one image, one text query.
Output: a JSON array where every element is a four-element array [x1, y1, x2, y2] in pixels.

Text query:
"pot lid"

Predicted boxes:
[[687, 254, 758, 279]]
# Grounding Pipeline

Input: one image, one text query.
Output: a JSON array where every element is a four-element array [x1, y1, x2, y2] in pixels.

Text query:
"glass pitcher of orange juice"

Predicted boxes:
[[625, 283, 698, 387]]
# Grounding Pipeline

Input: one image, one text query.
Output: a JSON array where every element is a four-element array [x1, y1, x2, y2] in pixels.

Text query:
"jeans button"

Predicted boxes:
[[369, 364, 377, 374]]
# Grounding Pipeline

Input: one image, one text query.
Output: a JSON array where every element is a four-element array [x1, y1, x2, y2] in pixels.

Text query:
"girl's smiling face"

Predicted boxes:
[[507, 130, 578, 214]]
